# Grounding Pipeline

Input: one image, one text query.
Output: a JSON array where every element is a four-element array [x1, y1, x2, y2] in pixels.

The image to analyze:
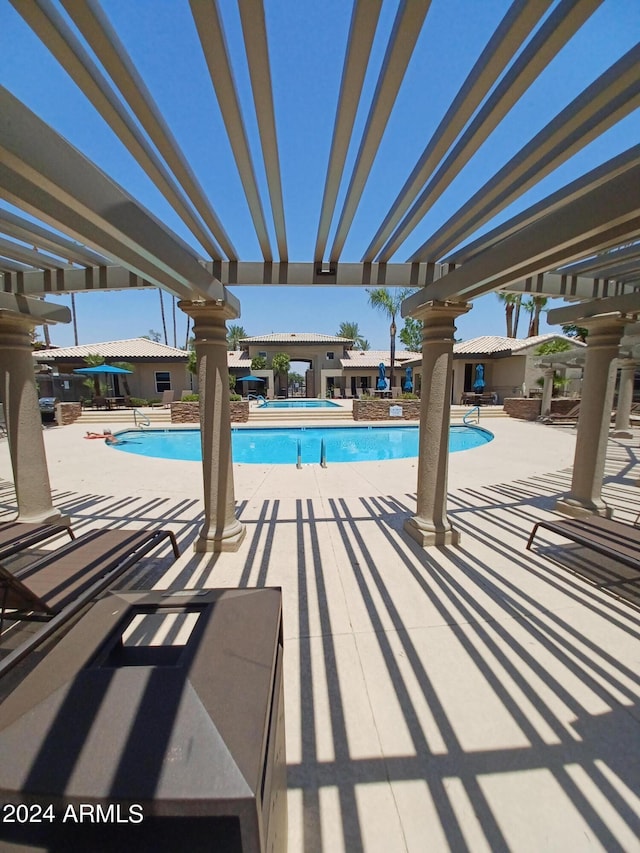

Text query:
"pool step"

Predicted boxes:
[[74, 408, 172, 425], [249, 408, 353, 423]]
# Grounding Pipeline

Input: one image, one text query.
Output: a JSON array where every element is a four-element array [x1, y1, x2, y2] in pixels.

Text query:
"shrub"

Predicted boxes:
[[230, 393, 242, 401], [128, 397, 148, 407], [401, 392, 418, 399], [181, 393, 199, 402]]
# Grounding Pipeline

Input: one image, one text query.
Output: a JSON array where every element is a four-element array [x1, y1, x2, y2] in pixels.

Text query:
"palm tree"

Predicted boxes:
[[227, 324, 248, 351], [158, 289, 168, 345], [496, 292, 517, 338], [271, 352, 290, 396], [112, 361, 134, 397], [336, 321, 368, 350], [83, 353, 105, 397], [524, 296, 548, 337], [366, 288, 414, 391], [512, 294, 523, 338], [70, 292, 79, 345]]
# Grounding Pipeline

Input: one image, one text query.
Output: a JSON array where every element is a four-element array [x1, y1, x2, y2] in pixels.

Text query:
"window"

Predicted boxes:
[[326, 351, 334, 360], [155, 371, 171, 392], [258, 351, 267, 359]]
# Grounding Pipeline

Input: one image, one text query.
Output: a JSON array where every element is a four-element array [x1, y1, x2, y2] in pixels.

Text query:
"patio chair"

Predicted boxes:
[[541, 403, 580, 424], [526, 514, 640, 588], [0, 526, 179, 622], [161, 390, 175, 407], [0, 521, 75, 561], [0, 527, 181, 676]]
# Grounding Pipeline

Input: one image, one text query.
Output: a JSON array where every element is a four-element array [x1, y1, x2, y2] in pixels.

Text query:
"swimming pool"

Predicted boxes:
[[258, 399, 341, 409], [110, 425, 493, 464]]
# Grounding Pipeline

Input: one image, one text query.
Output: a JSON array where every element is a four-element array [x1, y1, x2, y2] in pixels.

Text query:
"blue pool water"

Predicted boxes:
[[259, 399, 340, 409], [110, 425, 493, 464]]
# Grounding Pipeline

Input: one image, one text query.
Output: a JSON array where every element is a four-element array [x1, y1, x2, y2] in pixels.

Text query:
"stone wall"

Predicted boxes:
[[56, 402, 82, 425], [503, 398, 541, 420], [170, 401, 250, 423], [353, 399, 421, 421], [230, 401, 250, 423], [503, 397, 580, 420]]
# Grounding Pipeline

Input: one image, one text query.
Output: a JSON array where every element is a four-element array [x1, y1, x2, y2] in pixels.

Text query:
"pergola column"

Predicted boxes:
[[611, 359, 636, 438], [179, 300, 246, 552], [0, 314, 66, 524], [404, 300, 471, 547], [556, 315, 629, 519], [540, 367, 555, 417]]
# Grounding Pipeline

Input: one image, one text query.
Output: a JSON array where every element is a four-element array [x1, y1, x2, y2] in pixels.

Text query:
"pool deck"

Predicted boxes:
[[1, 418, 639, 851]]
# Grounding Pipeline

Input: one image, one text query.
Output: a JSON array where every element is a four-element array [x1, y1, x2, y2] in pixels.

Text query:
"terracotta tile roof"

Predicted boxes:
[[227, 351, 252, 368], [340, 349, 420, 368], [241, 332, 353, 344], [34, 337, 189, 360], [453, 334, 584, 356]]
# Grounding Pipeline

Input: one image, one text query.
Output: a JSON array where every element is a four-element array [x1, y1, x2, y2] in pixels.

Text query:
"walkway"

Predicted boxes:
[[0, 419, 638, 851]]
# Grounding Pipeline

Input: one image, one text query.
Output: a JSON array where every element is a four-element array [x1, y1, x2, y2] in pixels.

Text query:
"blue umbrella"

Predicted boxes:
[[473, 364, 485, 391], [236, 375, 265, 383], [74, 365, 132, 375], [376, 362, 387, 390], [74, 364, 133, 397], [404, 366, 413, 392]]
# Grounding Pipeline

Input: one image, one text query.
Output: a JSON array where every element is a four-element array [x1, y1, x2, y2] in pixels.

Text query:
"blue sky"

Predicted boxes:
[[2, 0, 639, 350]]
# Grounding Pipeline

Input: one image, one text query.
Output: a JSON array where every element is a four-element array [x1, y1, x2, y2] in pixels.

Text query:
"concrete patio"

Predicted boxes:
[[0, 418, 639, 851]]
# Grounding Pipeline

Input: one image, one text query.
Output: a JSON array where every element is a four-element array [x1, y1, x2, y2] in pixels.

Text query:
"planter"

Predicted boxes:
[[352, 399, 421, 421], [170, 401, 250, 424]]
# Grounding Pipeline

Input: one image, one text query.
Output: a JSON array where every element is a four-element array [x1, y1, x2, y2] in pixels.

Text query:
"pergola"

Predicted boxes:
[[1, 1, 639, 549]]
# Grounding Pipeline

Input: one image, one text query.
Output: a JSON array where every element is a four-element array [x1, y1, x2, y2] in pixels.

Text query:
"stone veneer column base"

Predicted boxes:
[[403, 516, 460, 547], [610, 429, 633, 439], [554, 498, 613, 519], [194, 522, 246, 553]]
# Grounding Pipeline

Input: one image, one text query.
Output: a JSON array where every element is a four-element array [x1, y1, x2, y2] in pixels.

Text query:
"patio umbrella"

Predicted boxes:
[[473, 364, 485, 392], [74, 364, 133, 397], [236, 375, 265, 383], [404, 366, 413, 392], [376, 362, 387, 391], [74, 365, 133, 375]]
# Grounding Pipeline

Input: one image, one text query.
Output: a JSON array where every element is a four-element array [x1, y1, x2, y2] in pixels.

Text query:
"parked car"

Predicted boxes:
[[38, 397, 58, 422]]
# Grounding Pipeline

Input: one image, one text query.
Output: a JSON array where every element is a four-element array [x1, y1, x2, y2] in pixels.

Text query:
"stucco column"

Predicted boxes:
[[404, 301, 471, 547], [556, 315, 628, 519], [0, 314, 66, 524], [179, 300, 246, 552], [611, 359, 636, 438], [540, 368, 555, 417]]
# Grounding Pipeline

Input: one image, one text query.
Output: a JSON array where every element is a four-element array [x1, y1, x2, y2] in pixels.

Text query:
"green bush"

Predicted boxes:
[[128, 397, 148, 407], [149, 398, 161, 407], [401, 392, 418, 399], [230, 393, 242, 401], [181, 393, 200, 402]]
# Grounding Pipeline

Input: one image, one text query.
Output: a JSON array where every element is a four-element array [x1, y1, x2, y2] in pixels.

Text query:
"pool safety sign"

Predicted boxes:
[[389, 405, 403, 417]]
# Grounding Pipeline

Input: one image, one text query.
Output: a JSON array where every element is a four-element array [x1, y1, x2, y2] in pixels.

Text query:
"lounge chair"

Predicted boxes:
[[541, 403, 580, 424], [0, 527, 180, 675], [161, 390, 175, 407], [526, 515, 640, 588], [0, 521, 74, 561]]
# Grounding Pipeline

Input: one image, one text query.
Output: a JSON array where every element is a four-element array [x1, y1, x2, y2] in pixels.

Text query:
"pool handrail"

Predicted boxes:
[[320, 438, 327, 468], [463, 406, 480, 425], [256, 395, 266, 407], [133, 408, 151, 428]]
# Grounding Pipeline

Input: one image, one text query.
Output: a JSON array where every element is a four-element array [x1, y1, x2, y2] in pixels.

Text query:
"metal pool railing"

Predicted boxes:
[[133, 409, 151, 428], [463, 406, 480, 425]]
